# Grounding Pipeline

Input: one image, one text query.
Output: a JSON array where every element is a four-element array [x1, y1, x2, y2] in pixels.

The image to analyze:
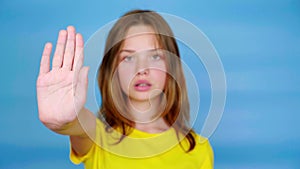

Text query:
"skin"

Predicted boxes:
[[37, 25, 169, 157], [118, 25, 167, 124], [37, 26, 94, 156]]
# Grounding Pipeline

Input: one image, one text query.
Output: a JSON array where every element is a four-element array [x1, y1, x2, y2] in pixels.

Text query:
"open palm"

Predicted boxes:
[[37, 26, 89, 130]]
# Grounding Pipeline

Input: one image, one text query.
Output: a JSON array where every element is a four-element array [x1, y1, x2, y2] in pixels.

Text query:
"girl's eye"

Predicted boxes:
[[124, 56, 134, 62], [151, 55, 161, 60]]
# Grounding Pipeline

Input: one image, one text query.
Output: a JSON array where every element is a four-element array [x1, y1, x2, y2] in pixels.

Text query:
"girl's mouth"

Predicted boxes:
[[134, 80, 152, 91]]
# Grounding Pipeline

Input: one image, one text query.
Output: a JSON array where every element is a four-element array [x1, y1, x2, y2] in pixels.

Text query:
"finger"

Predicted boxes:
[[73, 33, 84, 90], [73, 33, 84, 72], [39, 42, 52, 75], [62, 26, 76, 70], [52, 30, 67, 69]]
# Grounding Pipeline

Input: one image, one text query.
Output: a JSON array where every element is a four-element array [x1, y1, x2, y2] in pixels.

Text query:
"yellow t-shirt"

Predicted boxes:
[[70, 119, 214, 169]]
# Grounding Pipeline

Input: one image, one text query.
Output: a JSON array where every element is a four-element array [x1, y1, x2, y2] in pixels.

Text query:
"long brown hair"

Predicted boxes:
[[98, 9, 196, 152]]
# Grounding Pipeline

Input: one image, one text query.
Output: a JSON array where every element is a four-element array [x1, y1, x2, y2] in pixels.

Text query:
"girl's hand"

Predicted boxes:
[[36, 26, 89, 131]]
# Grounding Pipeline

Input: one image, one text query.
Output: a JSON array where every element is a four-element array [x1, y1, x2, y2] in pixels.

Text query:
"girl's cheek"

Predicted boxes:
[[148, 61, 166, 72], [121, 67, 136, 83]]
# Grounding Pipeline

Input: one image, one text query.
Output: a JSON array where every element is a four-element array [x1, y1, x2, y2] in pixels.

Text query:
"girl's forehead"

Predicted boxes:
[[125, 25, 155, 37], [122, 25, 160, 51]]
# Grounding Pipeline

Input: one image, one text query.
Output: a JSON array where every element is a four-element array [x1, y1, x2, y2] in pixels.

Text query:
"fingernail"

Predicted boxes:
[[59, 30, 67, 36], [67, 25, 75, 31], [45, 42, 52, 48]]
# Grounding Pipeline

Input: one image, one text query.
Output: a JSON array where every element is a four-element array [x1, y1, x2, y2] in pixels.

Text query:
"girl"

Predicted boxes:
[[37, 9, 213, 169]]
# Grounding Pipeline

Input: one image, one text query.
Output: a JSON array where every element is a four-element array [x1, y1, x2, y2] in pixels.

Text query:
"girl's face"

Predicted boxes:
[[117, 25, 167, 103]]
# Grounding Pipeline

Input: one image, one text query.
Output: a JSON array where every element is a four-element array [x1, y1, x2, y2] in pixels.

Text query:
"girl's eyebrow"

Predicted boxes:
[[120, 48, 161, 53], [120, 49, 135, 53]]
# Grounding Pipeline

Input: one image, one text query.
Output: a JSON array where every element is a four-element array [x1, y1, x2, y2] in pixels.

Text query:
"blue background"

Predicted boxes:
[[1, 0, 299, 168]]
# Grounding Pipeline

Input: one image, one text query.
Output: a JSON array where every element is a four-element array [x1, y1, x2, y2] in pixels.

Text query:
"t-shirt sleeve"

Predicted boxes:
[[69, 118, 104, 165], [70, 142, 96, 165]]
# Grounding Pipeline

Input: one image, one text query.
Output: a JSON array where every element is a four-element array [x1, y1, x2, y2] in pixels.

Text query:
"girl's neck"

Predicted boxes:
[[127, 96, 169, 133], [135, 117, 169, 133]]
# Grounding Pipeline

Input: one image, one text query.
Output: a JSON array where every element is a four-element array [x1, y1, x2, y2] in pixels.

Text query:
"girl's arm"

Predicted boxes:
[[69, 108, 96, 156], [37, 26, 95, 156]]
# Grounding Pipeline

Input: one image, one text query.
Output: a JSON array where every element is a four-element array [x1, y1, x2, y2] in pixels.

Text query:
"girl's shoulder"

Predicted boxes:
[[185, 132, 213, 155], [195, 133, 213, 150], [194, 133, 210, 145]]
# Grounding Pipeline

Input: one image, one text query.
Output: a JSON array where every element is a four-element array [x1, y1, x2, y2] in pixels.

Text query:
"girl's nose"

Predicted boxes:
[[136, 54, 149, 75], [137, 68, 149, 75]]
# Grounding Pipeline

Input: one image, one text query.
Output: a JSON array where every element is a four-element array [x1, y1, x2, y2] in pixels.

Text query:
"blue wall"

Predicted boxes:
[[1, 0, 299, 168]]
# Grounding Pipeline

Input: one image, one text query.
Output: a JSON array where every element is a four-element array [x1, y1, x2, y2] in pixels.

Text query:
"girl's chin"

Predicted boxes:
[[128, 93, 162, 102]]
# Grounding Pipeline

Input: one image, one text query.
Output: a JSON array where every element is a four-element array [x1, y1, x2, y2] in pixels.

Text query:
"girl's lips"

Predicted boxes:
[[134, 80, 152, 91]]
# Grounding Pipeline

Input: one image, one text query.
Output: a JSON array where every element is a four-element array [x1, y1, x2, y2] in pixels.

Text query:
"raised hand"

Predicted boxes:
[[37, 26, 89, 131]]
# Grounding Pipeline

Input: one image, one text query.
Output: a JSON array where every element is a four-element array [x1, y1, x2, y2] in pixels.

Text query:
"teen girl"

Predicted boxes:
[[37, 9, 213, 169]]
